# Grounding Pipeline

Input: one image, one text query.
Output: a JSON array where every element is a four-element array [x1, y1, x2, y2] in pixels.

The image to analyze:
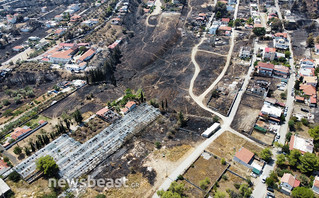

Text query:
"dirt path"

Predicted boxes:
[[197, 49, 227, 57]]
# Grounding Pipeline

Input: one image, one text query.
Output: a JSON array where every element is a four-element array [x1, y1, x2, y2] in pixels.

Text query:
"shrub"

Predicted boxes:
[[221, 158, 226, 165]]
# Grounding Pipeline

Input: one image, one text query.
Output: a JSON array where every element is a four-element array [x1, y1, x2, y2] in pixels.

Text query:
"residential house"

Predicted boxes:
[[299, 68, 315, 77], [274, 38, 289, 50], [119, 5, 128, 13], [218, 26, 232, 35], [59, 43, 78, 50], [55, 28, 66, 36], [12, 46, 24, 52], [280, 173, 300, 192], [111, 18, 121, 25], [81, 19, 99, 27], [125, 101, 136, 111], [310, 95, 317, 107], [68, 4, 80, 12], [77, 48, 96, 63], [312, 176, 319, 194], [315, 44, 319, 55], [303, 76, 318, 87], [233, 147, 264, 174], [273, 32, 288, 40], [256, 62, 274, 77], [65, 62, 87, 72], [263, 47, 276, 61], [41, 6, 47, 13], [209, 24, 219, 34], [70, 15, 81, 22], [273, 65, 289, 78], [295, 96, 305, 103], [300, 84, 316, 96], [221, 18, 230, 25], [300, 58, 316, 69], [11, 126, 31, 140], [54, 15, 63, 21], [239, 46, 251, 59], [6, 15, 16, 24], [260, 104, 282, 119], [46, 21, 57, 28], [96, 108, 119, 122], [147, 0, 155, 7], [0, 160, 9, 175], [289, 135, 314, 154], [49, 48, 77, 64]]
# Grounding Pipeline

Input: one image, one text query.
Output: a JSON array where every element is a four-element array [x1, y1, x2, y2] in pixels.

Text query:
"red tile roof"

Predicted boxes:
[[198, 13, 207, 17], [289, 135, 295, 151], [281, 173, 295, 187], [39, 120, 46, 125], [257, 62, 275, 69], [235, 147, 254, 164], [219, 26, 232, 31], [11, 127, 31, 140], [222, 18, 230, 23], [78, 49, 96, 62], [295, 96, 305, 101], [300, 84, 316, 96], [265, 47, 276, 53], [310, 95, 317, 104], [96, 108, 110, 116], [274, 32, 287, 38], [0, 160, 8, 170], [125, 101, 136, 109], [254, 24, 263, 28]]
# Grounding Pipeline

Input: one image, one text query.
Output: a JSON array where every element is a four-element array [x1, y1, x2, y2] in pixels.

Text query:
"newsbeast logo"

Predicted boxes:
[[48, 176, 140, 188]]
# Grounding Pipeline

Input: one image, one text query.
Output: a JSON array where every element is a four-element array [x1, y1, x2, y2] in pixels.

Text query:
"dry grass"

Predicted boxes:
[[164, 145, 192, 162], [104, 173, 152, 198], [207, 131, 263, 162], [251, 130, 275, 145], [215, 171, 244, 195], [183, 153, 228, 190], [7, 178, 51, 198]]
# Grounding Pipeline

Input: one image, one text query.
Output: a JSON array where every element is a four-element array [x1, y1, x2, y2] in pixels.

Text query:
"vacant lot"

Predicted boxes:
[[212, 171, 246, 196], [183, 152, 228, 191], [251, 130, 275, 145], [231, 93, 263, 132], [206, 131, 263, 164]]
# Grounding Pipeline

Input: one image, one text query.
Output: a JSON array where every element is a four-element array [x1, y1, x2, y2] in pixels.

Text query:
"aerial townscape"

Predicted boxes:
[[0, 0, 319, 198]]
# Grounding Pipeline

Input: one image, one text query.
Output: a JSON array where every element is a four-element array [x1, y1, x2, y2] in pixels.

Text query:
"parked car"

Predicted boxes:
[[301, 108, 309, 112], [250, 172, 257, 178], [267, 187, 274, 192], [262, 176, 267, 183], [267, 192, 275, 197]]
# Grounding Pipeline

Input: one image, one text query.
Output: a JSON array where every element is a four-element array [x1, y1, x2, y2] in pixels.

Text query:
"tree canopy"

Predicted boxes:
[[253, 27, 266, 37], [298, 152, 319, 173], [292, 187, 314, 198], [36, 155, 59, 178], [288, 149, 301, 167], [308, 125, 319, 141], [260, 148, 272, 162]]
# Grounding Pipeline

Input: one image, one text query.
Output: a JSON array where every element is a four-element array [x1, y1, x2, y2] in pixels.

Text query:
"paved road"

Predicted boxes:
[[251, 0, 296, 197]]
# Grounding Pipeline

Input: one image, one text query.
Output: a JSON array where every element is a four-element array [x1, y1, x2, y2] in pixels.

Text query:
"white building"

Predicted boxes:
[[261, 104, 282, 118], [300, 58, 316, 69], [289, 135, 313, 154], [312, 176, 319, 194]]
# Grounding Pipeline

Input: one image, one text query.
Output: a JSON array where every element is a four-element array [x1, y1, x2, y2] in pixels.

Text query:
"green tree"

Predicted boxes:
[[73, 109, 83, 124], [276, 154, 286, 166], [214, 191, 226, 198], [285, 50, 291, 58], [288, 120, 295, 131], [298, 152, 319, 173], [36, 155, 59, 178], [234, 19, 242, 27], [155, 141, 161, 149], [260, 148, 272, 162], [253, 27, 266, 37], [239, 183, 252, 198], [96, 195, 106, 198], [288, 149, 301, 167], [8, 171, 21, 182], [13, 146, 22, 155], [199, 177, 211, 190], [291, 187, 314, 198], [308, 126, 319, 141], [221, 158, 226, 165]]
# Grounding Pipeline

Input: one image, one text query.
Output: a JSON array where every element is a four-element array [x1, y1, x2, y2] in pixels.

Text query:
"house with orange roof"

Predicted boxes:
[[125, 101, 136, 111], [11, 126, 31, 140], [54, 15, 63, 21], [295, 96, 305, 103], [111, 18, 121, 25], [254, 23, 263, 28], [312, 176, 319, 194], [256, 62, 274, 77], [77, 48, 96, 63], [303, 76, 318, 87], [49, 48, 77, 64], [300, 84, 316, 96], [221, 18, 230, 24], [12, 45, 24, 52], [55, 28, 66, 36], [96, 108, 119, 122], [280, 173, 300, 192], [0, 160, 9, 175], [263, 47, 276, 60], [233, 147, 265, 174], [70, 15, 81, 22]]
